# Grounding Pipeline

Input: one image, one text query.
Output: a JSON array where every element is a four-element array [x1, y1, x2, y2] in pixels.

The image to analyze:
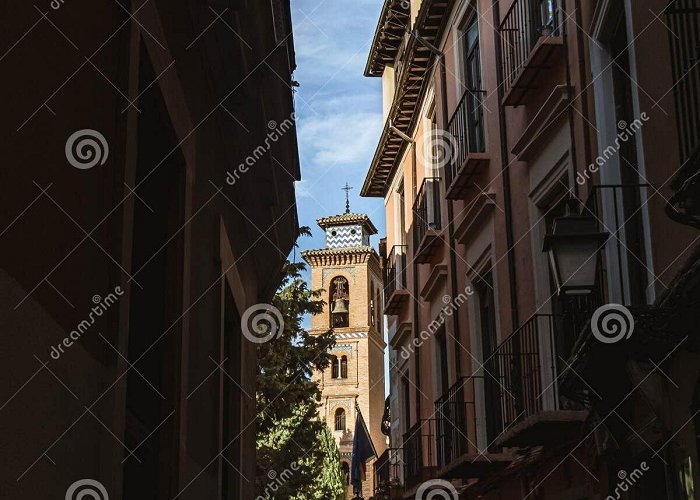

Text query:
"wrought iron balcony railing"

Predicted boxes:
[[499, 0, 561, 97], [413, 177, 442, 253], [434, 377, 477, 469], [447, 89, 487, 184], [434, 375, 512, 477], [487, 314, 562, 437], [402, 419, 437, 490], [384, 244, 408, 300], [373, 448, 403, 497]]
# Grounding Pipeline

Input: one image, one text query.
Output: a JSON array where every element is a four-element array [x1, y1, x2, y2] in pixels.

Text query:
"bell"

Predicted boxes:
[[332, 298, 349, 314]]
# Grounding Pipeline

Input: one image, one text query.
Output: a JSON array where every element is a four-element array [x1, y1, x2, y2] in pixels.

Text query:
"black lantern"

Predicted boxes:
[[543, 202, 609, 295]]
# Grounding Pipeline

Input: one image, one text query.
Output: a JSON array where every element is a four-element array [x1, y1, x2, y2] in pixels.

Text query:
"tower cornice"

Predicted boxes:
[[316, 213, 378, 234], [301, 246, 380, 268]]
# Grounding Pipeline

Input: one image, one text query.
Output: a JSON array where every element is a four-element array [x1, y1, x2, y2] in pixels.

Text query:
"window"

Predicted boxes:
[[436, 328, 449, 397], [401, 374, 411, 432], [330, 276, 349, 328], [335, 408, 346, 431], [476, 271, 502, 445], [397, 181, 406, 245], [331, 355, 339, 379], [537, 0, 556, 33], [330, 355, 348, 379], [341, 462, 350, 485], [370, 288, 375, 326], [340, 356, 348, 379], [375, 287, 382, 331], [463, 11, 485, 154]]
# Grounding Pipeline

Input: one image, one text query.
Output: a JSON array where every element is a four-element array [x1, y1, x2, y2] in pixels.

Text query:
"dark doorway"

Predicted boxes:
[[477, 271, 502, 447], [123, 44, 185, 499]]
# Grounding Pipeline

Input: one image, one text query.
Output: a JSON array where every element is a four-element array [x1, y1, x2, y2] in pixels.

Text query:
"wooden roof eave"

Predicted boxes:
[[364, 0, 411, 77], [361, 0, 454, 198]]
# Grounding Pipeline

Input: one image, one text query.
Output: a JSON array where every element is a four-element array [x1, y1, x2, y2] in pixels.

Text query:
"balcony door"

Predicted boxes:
[[590, 0, 653, 305], [436, 327, 449, 398], [476, 271, 502, 448], [462, 11, 485, 154], [396, 181, 406, 247]]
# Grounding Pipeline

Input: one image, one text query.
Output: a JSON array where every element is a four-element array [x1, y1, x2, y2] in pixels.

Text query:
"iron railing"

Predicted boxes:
[[487, 314, 561, 433], [402, 419, 436, 489], [584, 184, 651, 306], [435, 375, 509, 467], [447, 90, 487, 184], [384, 244, 408, 299], [434, 376, 480, 468], [373, 448, 403, 497], [413, 177, 442, 252], [499, 0, 560, 90], [668, 0, 700, 163]]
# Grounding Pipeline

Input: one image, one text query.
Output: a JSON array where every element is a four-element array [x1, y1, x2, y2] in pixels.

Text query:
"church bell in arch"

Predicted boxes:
[[331, 297, 349, 315]]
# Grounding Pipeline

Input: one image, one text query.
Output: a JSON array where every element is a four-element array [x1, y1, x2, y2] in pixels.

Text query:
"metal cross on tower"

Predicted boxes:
[[342, 182, 353, 213]]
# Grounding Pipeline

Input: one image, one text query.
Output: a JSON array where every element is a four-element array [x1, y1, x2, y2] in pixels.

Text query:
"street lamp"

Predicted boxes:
[[543, 201, 609, 296]]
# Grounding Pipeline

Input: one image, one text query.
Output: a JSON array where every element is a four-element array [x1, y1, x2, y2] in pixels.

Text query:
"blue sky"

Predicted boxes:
[[290, 0, 386, 258]]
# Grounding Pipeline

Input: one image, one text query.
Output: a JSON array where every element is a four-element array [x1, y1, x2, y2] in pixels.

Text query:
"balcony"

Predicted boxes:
[[488, 313, 587, 448], [413, 177, 444, 263], [499, 0, 564, 106], [434, 376, 511, 479], [384, 245, 409, 315], [445, 90, 490, 199], [373, 448, 403, 498], [403, 420, 438, 493]]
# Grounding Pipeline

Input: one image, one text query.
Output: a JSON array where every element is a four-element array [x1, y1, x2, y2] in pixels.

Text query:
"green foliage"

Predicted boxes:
[[255, 229, 346, 499]]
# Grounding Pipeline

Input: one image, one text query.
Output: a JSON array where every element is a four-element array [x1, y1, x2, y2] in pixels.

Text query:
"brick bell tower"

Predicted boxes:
[[301, 200, 386, 499]]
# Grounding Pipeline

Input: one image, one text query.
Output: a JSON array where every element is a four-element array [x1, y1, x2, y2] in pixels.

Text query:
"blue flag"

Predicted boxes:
[[351, 405, 377, 496]]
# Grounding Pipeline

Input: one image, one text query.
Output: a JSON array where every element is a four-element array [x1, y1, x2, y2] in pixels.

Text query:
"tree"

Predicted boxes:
[[255, 229, 345, 499]]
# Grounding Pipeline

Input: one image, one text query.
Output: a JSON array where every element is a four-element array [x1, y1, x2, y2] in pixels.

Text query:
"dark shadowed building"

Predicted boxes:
[[0, 1, 299, 498]]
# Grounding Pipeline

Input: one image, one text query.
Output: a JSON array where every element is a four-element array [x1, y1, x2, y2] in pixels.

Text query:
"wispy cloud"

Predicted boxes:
[[298, 110, 382, 167]]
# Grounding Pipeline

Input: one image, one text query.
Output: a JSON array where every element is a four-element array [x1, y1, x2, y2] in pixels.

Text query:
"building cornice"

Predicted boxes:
[[361, 0, 456, 197], [364, 0, 411, 77]]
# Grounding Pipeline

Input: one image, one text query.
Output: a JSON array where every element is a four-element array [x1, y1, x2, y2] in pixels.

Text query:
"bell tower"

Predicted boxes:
[[302, 208, 386, 499]]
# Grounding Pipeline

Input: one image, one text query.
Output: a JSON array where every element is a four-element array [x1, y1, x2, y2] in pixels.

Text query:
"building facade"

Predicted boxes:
[[0, 1, 299, 499], [365, 0, 700, 498], [302, 211, 387, 498]]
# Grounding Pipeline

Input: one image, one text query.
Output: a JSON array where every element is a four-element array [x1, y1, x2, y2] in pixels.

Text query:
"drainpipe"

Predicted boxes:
[[413, 242, 422, 421], [492, 0, 519, 331], [561, 0, 580, 199], [413, 30, 463, 381], [573, 0, 593, 183], [440, 60, 464, 380]]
